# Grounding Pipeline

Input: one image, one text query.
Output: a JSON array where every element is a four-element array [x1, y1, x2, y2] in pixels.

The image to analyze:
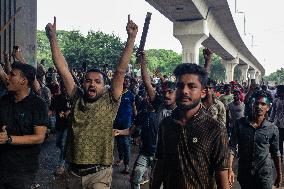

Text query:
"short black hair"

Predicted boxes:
[[207, 78, 216, 88], [161, 81, 176, 90], [85, 67, 109, 85], [173, 63, 208, 87], [261, 84, 267, 91], [251, 90, 273, 104], [223, 84, 231, 90], [12, 62, 36, 87]]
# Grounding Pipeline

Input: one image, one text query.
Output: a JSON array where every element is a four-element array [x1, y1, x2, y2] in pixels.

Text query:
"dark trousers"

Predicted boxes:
[[240, 181, 272, 189], [116, 136, 131, 166], [238, 169, 272, 189], [278, 128, 284, 159], [0, 173, 34, 189]]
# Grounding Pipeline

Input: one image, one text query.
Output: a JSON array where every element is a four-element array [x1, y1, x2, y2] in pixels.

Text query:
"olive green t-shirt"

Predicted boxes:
[[65, 87, 120, 165]]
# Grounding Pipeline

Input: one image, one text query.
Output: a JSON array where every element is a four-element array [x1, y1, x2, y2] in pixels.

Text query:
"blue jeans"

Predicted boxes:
[[116, 136, 131, 166], [49, 116, 56, 133], [130, 154, 154, 189], [56, 129, 68, 167]]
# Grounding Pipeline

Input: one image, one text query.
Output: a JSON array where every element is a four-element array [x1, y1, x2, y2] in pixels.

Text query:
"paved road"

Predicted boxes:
[[33, 134, 284, 189]]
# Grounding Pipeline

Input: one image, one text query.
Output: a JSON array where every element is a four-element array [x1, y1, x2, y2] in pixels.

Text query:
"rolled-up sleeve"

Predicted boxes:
[[212, 126, 230, 171]]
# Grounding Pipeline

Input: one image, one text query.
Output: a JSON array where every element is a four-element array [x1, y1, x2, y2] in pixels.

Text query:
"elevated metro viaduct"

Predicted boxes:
[[145, 0, 265, 84]]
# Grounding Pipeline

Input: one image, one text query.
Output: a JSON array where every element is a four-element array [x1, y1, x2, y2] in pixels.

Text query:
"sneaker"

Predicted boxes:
[[30, 183, 40, 189], [140, 179, 149, 185]]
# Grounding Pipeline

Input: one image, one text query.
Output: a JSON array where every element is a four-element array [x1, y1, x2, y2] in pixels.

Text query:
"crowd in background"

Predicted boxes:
[[0, 16, 283, 189]]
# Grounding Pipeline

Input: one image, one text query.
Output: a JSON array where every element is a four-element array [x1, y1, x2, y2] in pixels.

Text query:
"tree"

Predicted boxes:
[[37, 30, 126, 70], [37, 30, 70, 67], [37, 30, 228, 82], [264, 68, 284, 84], [144, 49, 182, 76], [199, 49, 226, 82]]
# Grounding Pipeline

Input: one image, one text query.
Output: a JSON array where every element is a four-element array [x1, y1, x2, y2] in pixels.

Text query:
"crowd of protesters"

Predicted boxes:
[[0, 15, 283, 189]]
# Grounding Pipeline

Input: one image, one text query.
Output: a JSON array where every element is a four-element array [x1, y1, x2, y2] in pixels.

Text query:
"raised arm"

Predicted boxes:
[[3, 52, 11, 74], [137, 51, 156, 101], [0, 65, 8, 85], [12, 47, 27, 64], [111, 15, 138, 100], [203, 47, 213, 74], [45, 17, 76, 97]]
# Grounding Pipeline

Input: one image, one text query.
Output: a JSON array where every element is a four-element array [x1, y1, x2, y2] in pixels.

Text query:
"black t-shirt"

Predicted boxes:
[[50, 94, 72, 131], [0, 92, 49, 175], [134, 111, 157, 156]]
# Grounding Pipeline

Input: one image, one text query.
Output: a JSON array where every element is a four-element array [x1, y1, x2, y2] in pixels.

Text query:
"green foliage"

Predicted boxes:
[[63, 31, 125, 69], [36, 30, 125, 69], [37, 30, 228, 82], [264, 68, 284, 84], [199, 49, 226, 82], [145, 49, 182, 75], [36, 30, 53, 66], [36, 30, 69, 67]]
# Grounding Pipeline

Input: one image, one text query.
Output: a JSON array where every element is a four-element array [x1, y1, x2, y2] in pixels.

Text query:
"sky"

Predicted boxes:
[[37, 0, 284, 75]]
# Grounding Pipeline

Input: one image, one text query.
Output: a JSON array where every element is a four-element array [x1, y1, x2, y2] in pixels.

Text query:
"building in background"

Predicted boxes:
[[0, 0, 36, 65]]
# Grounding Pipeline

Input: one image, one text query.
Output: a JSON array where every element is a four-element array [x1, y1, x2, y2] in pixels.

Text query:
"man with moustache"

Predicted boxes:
[[139, 51, 176, 125], [45, 16, 138, 189], [202, 78, 226, 127], [227, 90, 245, 138], [150, 63, 230, 189], [229, 90, 282, 189], [0, 63, 48, 189]]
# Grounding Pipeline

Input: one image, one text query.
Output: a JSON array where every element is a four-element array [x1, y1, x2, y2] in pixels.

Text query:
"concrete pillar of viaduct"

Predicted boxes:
[[238, 64, 249, 83], [173, 20, 209, 64], [222, 58, 239, 83], [248, 69, 256, 84], [255, 71, 261, 84]]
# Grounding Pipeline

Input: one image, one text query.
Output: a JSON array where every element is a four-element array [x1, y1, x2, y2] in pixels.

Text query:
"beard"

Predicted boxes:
[[83, 88, 102, 103], [176, 98, 201, 111], [84, 94, 100, 103]]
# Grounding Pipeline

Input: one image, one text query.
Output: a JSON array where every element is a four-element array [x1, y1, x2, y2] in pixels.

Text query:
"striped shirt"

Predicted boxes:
[[151, 109, 229, 189]]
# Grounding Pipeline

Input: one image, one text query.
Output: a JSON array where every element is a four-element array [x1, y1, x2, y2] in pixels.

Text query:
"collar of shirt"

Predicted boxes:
[[7, 91, 33, 104], [248, 117, 270, 129]]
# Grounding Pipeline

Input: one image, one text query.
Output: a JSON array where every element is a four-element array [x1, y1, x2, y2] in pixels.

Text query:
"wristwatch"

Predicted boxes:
[[6, 135, 12, 144]]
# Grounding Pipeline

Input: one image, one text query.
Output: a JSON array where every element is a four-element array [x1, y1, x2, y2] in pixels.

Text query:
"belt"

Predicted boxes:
[[70, 164, 110, 176]]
